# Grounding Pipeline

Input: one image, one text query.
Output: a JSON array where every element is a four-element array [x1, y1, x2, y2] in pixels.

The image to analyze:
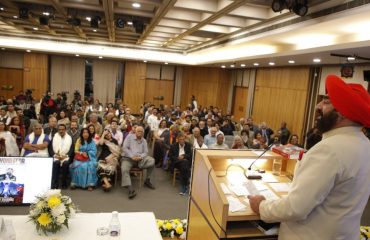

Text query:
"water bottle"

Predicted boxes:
[[109, 211, 121, 237]]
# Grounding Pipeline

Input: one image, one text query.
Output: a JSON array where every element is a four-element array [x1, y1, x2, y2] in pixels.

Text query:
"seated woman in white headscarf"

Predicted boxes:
[[97, 129, 121, 191], [0, 122, 19, 156]]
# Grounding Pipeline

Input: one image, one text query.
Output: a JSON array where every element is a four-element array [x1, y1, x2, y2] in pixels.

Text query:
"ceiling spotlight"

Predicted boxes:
[[43, 12, 50, 16], [39, 16, 49, 25], [127, 21, 133, 25], [253, 63, 259, 66], [0, 7, 4, 11], [19, 7, 29, 19], [33, 27, 38, 30], [91, 16, 101, 29], [347, 56, 356, 61], [116, 18, 125, 28], [230, 64, 235, 68], [93, 29, 97, 32], [99, 56, 103, 59], [143, 60, 147, 63], [86, 16, 91, 21], [271, 0, 286, 12], [133, 20, 144, 34], [221, 65, 226, 68], [292, 2, 308, 17], [288, 60, 295, 64], [26, 50, 31, 52], [13, 15, 18, 19], [67, 17, 81, 26], [132, 3, 141, 8], [269, 62, 275, 66], [75, 54, 79, 57], [313, 58, 321, 63], [240, 64, 246, 67]]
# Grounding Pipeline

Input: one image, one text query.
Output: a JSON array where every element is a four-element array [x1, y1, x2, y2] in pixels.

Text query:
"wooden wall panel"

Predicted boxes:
[[0, 68, 23, 99], [144, 79, 174, 106], [252, 67, 309, 140], [181, 66, 231, 111], [232, 86, 248, 120], [23, 53, 48, 100], [123, 61, 146, 113]]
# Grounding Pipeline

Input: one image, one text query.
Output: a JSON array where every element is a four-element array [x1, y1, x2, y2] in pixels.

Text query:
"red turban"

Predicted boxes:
[[325, 75, 370, 127]]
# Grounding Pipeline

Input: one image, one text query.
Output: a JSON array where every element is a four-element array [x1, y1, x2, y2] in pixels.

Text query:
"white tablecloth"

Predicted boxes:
[[1, 212, 162, 240]]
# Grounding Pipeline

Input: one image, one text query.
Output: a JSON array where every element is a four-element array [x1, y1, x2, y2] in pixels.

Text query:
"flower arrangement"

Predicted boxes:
[[156, 219, 187, 239], [28, 189, 76, 235], [361, 226, 370, 240]]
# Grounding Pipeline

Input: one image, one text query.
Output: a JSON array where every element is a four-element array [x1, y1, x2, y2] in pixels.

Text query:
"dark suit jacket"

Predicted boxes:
[[168, 142, 192, 171]]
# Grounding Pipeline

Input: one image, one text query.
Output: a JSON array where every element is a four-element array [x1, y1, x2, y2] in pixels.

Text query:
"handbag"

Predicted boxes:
[[74, 152, 89, 162]]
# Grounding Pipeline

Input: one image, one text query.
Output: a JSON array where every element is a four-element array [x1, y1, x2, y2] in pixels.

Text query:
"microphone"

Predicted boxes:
[[246, 143, 274, 179]]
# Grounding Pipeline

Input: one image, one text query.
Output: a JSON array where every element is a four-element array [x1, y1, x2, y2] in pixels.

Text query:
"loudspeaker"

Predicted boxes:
[[90, 16, 101, 29], [115, 18, 125, 28], [39, 16, 49, 25], [19, 7, 29, 19], [364, 70, 370, 82], [133, 20, 144, 34]]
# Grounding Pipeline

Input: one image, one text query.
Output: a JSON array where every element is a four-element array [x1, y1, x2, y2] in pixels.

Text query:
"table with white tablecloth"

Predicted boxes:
[[1, 212, 162, 240]]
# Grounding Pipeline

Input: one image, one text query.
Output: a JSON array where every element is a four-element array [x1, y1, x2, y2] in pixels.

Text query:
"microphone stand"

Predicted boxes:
[[246, 143, 274, 179]]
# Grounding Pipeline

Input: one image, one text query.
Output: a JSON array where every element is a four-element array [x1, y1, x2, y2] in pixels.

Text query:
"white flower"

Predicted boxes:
[[51, 203, 66, 217], [29, 208, 41, 217], [45, 189, 61, 199], [35, 200, 46, 209], [179, 232, 186, 239], [170, 230, 174, 238], [69, 206, 76, 216], [56, 215, 66, 225]]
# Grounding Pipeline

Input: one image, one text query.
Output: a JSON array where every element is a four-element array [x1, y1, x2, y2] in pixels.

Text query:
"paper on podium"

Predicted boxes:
[[259, 189, 279, 200], [262, 173, 279, 183], [253, 181, 269, 191], [220, 183, 232, 195], [227, 196, 247, 212], [229, 185, 250, 196], [268, 183, 291, 192]]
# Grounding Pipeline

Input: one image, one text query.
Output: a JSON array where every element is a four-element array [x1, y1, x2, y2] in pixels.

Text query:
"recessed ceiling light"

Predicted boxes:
[[132, 3, 141, 8], [143, 60, 147, 63], [99, 56, 103, 59], [230, 64, 235, 68], [164, 62, 168, 65], [13, 15, 18, 19], [240, 64, 246, 67], [269, 62, 275, 66], [42, 12, 50, 16], [127, 21, 133, 25], [221, 65, 226, 68], [0, 7, 4, 11], [26, 50, 31, 52], [253, 63, 259, 66], [75, 54, 79, 57], [86, 17, 91, 21], [313, 58, 321, 63], [1, 48, 5, 50], [288, 60, 295, 64], [347, 56, 356, 61], [93, 29, 97, 32], [33, 27, 38, 30]]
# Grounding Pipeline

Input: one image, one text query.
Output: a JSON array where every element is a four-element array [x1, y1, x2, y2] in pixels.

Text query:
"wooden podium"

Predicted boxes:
[[186, 149, 296, 240]]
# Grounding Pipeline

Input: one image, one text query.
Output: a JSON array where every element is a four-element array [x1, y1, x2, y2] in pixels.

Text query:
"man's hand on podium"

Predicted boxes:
[[248, 195, 266, 214]]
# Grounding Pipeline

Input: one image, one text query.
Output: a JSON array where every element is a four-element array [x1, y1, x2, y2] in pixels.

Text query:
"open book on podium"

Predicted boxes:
[[186, 149, 296, 240]]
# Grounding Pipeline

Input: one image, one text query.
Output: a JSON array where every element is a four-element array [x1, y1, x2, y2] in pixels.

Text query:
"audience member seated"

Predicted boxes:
[[50, 124, 73, 189], [256, 122, 274, 145], [22, 123, 50, 157], [57, 110, 70, 129], [189, 127, 201, 148], [198, 120, 208, 138], [9, 116, 25, 150], [69, 128, 98, 191], [121, 126, 155, 199], [252, 132, 268, 149], [153, 119, 170, 168], [204, 127, 217, 147], [68, 121, 80, 145], [87, 113, 103, 136], [232, 135, 248, 149], [168, 133, 193, 195], [240, 129, 252, 148], [210, 133, 229, 149], [108, 120, 123, 146], [43, 116, 58, 140], [246, 117, 259, 133], [97, 129, 121, 191], [194, 136, 207, 149], [0, 107, 9, 125], [0, 121, 19, 156], [87, 124, 100, 144], [220, 118, 235, 135], [5, 103, 17, 124], [278, 121, 291, 145], [289, 134, 304, 148]]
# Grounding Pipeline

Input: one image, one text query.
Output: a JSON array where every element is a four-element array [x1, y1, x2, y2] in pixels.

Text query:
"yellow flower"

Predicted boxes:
[[157, 220, 164, 228], [48, 196, 61, 209], [175, 225, 184, 235], [165, 222, 172, 230], [173, 219, 180, 225], [37, 213, 52, 226]]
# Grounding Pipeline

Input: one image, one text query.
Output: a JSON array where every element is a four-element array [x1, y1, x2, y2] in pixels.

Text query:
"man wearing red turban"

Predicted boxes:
[[248, 75, 370, 240]]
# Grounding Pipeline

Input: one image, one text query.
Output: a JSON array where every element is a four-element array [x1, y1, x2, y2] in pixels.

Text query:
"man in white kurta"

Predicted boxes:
[[248, 75, 370, 240]]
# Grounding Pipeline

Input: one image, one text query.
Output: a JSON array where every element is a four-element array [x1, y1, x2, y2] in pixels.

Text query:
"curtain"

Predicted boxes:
[[50, 56, 85, 103], [92, 60, 120, 105]]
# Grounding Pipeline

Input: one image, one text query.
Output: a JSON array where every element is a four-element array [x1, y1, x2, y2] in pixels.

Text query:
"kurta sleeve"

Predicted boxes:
[[260, 144, 340, 222]]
